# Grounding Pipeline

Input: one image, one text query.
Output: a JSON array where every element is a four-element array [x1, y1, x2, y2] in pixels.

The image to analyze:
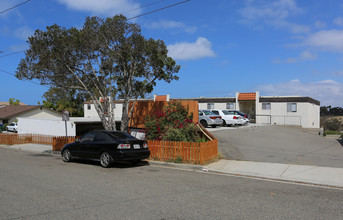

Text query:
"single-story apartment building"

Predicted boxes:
[[84, 92, 320, 128]]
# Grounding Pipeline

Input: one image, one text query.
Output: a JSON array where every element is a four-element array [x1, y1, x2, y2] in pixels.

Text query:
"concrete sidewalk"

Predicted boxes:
[[204, 159, 343, 188], [2, 144, 343, 188], [1, 143, 54, 154]]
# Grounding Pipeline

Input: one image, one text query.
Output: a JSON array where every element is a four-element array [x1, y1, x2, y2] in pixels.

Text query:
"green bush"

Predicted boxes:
[[145, 101, 203, 142], [324, 118, 342, 131]]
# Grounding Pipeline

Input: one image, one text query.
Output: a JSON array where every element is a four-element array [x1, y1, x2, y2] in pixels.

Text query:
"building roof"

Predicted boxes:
[[259, 96, 320, 105], [0, 105, 59, 120], [238, 92, 256, 101]]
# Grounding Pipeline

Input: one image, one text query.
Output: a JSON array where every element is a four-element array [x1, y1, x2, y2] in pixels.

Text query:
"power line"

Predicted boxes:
[[0, 0, 191, 57], [128, 0, 191, 20], [0, 69, 48, 87], [0, 0, 32, 14], [0, 50, 26, 58], [122, 0, 167, 14]]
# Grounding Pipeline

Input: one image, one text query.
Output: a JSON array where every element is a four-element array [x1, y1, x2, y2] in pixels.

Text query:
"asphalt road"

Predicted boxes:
[[211, 125, 343, 168], [1, 147, 343, 219]]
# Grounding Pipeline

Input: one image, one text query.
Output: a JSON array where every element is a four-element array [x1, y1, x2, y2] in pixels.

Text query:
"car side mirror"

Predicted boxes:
[[75, 139, 80, 143]]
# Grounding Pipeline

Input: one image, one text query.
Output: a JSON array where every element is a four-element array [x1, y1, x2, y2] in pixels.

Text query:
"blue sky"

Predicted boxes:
[[1, 0, 343, 107]]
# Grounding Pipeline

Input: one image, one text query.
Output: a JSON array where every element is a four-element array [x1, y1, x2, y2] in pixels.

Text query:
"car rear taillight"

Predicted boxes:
[[143, 143, 148, 149], [244, 115, 247, 118], [117, 144, 130, 149], [210, 116, 221, 119], [233, 116, 238, 119]]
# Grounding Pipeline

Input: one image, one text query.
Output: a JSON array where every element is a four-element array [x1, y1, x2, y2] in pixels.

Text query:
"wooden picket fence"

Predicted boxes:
[[52, 136, 77, 151], [0, 133, 53, 145], [0, 133, 218, 164], [147, 139, 218, 165]]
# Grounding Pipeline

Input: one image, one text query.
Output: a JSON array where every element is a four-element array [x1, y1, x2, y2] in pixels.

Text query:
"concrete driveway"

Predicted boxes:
[[210, 125, 343, 168]]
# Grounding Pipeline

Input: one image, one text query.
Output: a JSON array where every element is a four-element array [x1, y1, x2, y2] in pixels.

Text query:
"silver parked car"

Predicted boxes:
[[211, 109, 245, 126], [198, 109, 222, 128]]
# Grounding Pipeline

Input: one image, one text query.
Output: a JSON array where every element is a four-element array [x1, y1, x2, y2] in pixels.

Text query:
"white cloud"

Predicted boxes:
[[305, 30, 343, 53], [314, 21, 326, 29], [258, 79, 343, 106], [57, 0, 141, 17], [274, 51, 317, 63], [239, 0, 309, 34], [145, 20, 197, 33], [167, 37, 216, 60], [334, 17, 343, 26], [13, 26, 34, 40]]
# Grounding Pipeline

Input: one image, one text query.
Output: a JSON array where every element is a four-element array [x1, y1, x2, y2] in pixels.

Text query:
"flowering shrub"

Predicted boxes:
[[144, 101, 203, 142]]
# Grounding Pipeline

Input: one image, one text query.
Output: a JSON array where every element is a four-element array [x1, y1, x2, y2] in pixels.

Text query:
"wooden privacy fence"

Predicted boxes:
[[0, 133, 53, 145], [52, 136, 77, 151], [147, 139, 218, 165]]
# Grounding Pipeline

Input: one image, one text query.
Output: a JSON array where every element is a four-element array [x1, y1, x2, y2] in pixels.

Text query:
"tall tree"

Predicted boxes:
[[41, 87, 90, 117], [16, 15, 180, 131]]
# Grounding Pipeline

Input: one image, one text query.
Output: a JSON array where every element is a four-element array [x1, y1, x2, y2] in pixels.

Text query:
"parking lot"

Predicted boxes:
[[210, 124, 343, 168]]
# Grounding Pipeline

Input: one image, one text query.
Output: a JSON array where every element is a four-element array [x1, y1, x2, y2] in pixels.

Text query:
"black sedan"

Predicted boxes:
[[61, 130, 150, 168]]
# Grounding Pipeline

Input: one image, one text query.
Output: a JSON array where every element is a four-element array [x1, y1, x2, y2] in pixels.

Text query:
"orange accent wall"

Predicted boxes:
[[155, 95, 167, 101], [128, 101, 199, 129]]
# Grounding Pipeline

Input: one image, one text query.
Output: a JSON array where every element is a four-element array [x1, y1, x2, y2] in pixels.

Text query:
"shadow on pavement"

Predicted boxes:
[[61, 158, 150, 169]]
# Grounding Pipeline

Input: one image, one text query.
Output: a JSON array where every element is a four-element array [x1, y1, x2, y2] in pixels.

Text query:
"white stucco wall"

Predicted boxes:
[[84, 103, 122, 121], [198, 102, 235, 110], [18, 118, 76, 136], [256, 102, 320, 128]]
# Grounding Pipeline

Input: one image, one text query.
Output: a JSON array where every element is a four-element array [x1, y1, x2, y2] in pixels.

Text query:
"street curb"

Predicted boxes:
[[204, 168, 343, 190], [148, 160, 204, 172]]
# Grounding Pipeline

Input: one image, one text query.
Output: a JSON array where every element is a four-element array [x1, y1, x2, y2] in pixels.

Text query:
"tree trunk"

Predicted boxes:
[[121, 96, 130, 132]]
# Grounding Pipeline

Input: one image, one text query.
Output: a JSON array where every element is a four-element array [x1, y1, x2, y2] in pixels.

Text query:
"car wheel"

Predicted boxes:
[[222, 120, 226, 126], [62, 149, 72, 162], [200, 120, 208, 128], [212, 125, 217, 128], [100, 152, 113, 168]]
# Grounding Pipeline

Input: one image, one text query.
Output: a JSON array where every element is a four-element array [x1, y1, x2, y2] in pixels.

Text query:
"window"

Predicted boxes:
[[212, 110, 219, 115], [87, 104, 91, 110], [207, 103, 214, 110], [287, 103, 297, 112], [80, 133, 95, 143], [226, 103, 235, 109], [262, 103, 271, 110]]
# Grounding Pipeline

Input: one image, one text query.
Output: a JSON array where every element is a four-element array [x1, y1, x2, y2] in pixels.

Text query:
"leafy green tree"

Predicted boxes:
[[41, 87, 89, 117], [16, 15, 180, 131], [9, 98, 20, 105]]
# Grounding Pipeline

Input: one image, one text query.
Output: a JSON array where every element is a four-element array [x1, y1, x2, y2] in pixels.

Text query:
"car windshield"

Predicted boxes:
[[106, 131, 136, 140], [202, 110, 215, 115]]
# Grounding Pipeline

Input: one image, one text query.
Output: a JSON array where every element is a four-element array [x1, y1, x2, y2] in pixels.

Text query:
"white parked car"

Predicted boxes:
[[198, 109, 222, 128], [211, 109, 245, 126], [7, 122, 18, 132]]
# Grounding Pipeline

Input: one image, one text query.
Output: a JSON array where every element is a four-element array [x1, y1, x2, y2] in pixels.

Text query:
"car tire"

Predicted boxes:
[[100, 152, 113, 168], [200, 120, 208, 128], [222, 120, 226, 126], [62, 149, 72, 162]]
